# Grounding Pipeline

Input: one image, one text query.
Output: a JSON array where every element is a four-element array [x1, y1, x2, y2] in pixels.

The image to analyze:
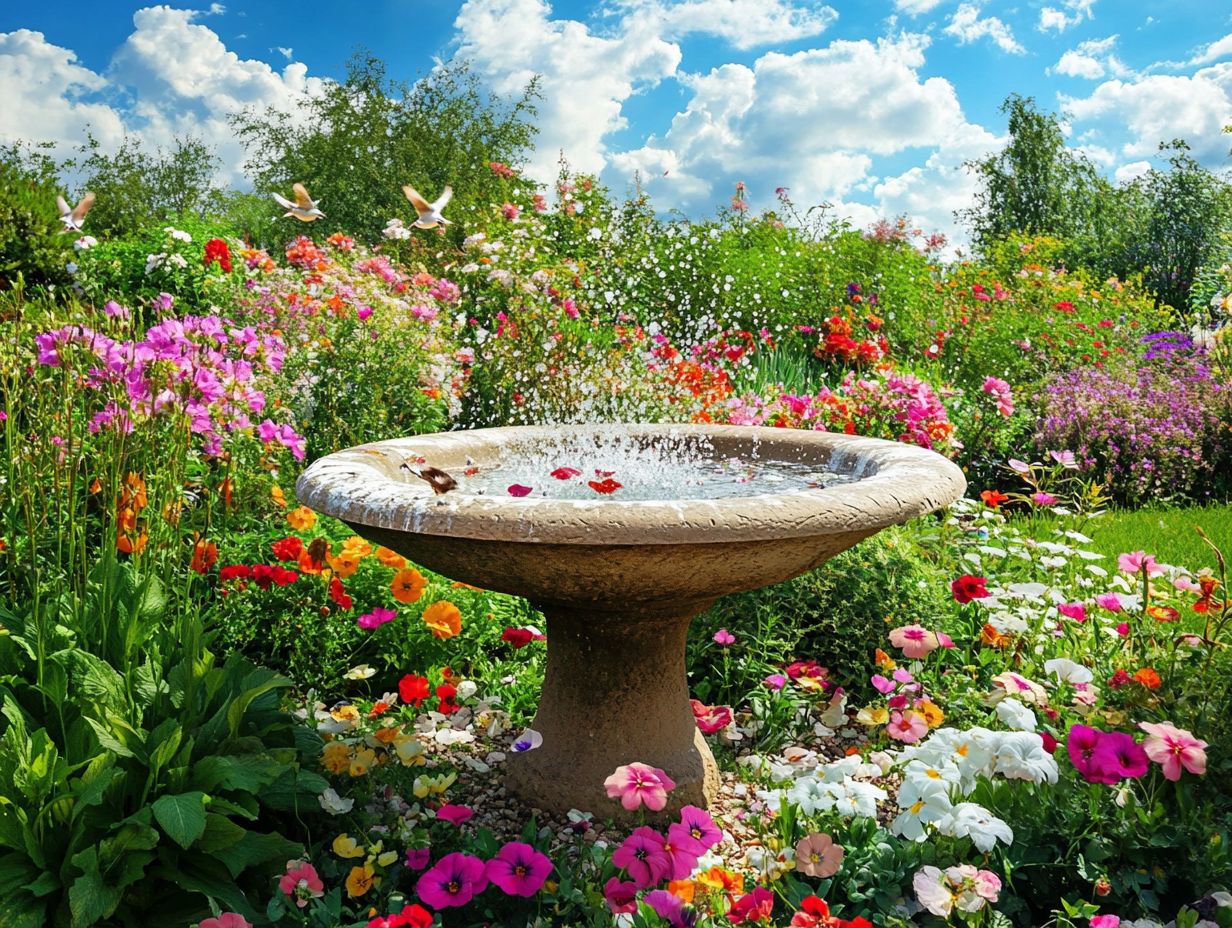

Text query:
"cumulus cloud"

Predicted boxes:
[[944, 4, 1025, 55], [894, 0, 945, 15], [614, 0, 839, 50], [1037, 0, 1095, 33], [1052, 35, 1132, 80], [1063, 61, 1232, 166]]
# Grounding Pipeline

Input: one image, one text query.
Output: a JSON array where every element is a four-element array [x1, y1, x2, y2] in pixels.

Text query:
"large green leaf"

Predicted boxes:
[[67, 848, 123, 928], [151, 792, 208, 850], [189, 754, 288, 793]]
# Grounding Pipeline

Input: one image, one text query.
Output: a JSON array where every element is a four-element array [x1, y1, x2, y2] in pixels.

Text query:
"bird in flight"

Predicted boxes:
[[403, 184, 452, 229], [272, 183, 325, 221], [56, 192, 95, 232]]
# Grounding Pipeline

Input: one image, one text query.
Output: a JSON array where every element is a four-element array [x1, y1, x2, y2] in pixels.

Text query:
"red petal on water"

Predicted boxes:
[[587, 478, 622, 494], [507, 484, 533, 497], [464, 466, 480, 476], [550, 466, 581, 480], [594, 469, 616, 477]]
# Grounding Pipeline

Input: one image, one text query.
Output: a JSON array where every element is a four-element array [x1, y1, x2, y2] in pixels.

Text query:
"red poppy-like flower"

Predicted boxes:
[[951, 574, 990, 604], [271, 536, 304, 561], [399, 674, 431, 706], [204, 238, 233, 273], [219, 564, 251, 583], [502, 627, 534, 648], [190, 539, 218, 574], [329, 576, 353, 610], [437, 683, 459, 714], [550, 467, 580, 480], [980, 489, 1009, 508]]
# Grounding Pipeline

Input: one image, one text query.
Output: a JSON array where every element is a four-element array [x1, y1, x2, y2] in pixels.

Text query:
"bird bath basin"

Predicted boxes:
[[296, 424, 965, 816]]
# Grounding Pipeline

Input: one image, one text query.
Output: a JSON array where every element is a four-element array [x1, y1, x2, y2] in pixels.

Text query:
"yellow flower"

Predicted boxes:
[[422, 600, 462, 639], [342, 537, 372, 558], [391, 568, 427, 604], [393, 734, 427, 767], [345, 863, 377, 898], [349, 746, 377, 777], [376, 546, 407, 569], [915, 699, 945, 728], [855, 705, 889, 726], [376, 850, 398, 867], [412, 772, 456, 799], [332, 834, 365, 859], [271, 485, 287, 508], [287, 506, 317, 530], [321, 741, 351, 774]]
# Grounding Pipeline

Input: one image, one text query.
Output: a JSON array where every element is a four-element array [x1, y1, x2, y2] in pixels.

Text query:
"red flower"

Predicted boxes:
[[190, 539, 218, 574], [980, 489, 1009, 509], [1107, 668, 1131, 689], [399, 674, 431, 706], [1132, 667, 1161, 690], [951, 574, 990, 604], [219, 564, 251, 582], [367, 903, 433, 928], [271, 536, 304, 561], [729, 887, 774, 924], [1039, 731, 1058, 754], [203, 238, 232, 273], [587, 478, 623, 494], [329, 576, 352, 610], [690, 699, 733, 735], [251, 563, 298, 590], [501, 627, 534, 648], [436, 683, 459, 714], [550, 466, 581, 480]]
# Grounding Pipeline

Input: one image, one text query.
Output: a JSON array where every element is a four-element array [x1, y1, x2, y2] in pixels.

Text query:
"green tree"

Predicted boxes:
[[231, 53, 539, 245], [0, 142, 72, 289], [962, 94, 1111, 250], [64, 134, 225, 238]]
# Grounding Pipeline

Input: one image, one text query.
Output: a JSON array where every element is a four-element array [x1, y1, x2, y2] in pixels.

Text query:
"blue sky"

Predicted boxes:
[[3, 0, 1231, 244]]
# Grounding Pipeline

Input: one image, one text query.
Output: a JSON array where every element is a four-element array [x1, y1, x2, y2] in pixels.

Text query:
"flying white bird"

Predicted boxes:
[[272, 183, 325, 221], [402, 184, 452, 229], [56, 192, 95, 232]]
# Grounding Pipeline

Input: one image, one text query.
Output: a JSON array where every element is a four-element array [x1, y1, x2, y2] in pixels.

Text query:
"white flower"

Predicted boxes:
[[588, 226, 602, 240], [383, 218, 412, 240], [73, 235, 97, 251], [914, 866, 954, 917], [1045, 658, 1093, 685], [344, 664, 376, 680], [995, 698, 1037, 732], [144, 253, 166, 274], [891, 784, 952, 841], [989, 731, 1059, 784], [168, 253, 188, 268], [936, 802, 1014, 851], [318, 788, 354, 815], [434, 728, 474, 746], [903, 759, 962, 791], [165, 227, 192, 242]]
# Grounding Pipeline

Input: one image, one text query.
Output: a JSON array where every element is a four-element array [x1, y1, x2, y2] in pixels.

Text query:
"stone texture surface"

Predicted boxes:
[[297, 424, 966, 817]]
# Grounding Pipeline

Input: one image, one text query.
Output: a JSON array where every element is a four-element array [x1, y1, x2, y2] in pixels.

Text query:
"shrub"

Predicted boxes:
[[689, 524, 952, 706], [0, 157, 72, 289], [1035, 346, 1232, 503]]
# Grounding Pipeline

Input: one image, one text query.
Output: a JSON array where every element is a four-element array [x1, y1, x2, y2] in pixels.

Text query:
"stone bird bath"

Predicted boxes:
[[296, 424, 965, 816]]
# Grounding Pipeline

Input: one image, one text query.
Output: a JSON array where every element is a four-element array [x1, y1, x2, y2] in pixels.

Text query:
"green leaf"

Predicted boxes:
[[67, 848, 123, 928], [151, 792, 208, 849], [219, 829, 303, 879], [196, 813, 246, 855], [82, 717, 135, 759]]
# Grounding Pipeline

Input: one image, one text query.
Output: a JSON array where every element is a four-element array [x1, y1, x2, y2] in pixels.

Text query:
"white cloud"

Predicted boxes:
[[275, 46, 293, 60], [1052, 35, 1132, 80], [894, 0, 944, 15], [1113, 159, 1151, 183], [206, 2, 225, 14], [615, 0, 839, 50], [944, 4, 1025, 55], [1184, 32, 1232, 66], [1037, 0, 1095, 33], [0, 29, 127, 157], [1064, 61, 1232, 166]]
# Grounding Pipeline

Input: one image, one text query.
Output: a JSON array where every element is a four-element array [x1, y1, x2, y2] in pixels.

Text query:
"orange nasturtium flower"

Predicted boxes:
[[190, 538, 218, 574], [328, 552, 361, 579], [1133, 667, 1162, 690], [341, 537, 372, 559], [422, 601, 462, 639], [392, 568, 427, 604], [287, 506, 317, 531], [376, 546, 407, 569], [271, 485, 287, 508]]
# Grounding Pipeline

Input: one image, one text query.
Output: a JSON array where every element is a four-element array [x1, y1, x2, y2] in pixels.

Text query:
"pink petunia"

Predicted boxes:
[[485, 841, 552, 897], [1138, 721, 1208, 781], [888, 625, 941, 659], [713, 628, 736, 646], [603, 877, 638, 914], [435, 804, 474, 827], [1117, 551, 1164, 577], [415, 852, 488, 908], [1095, 592, 1124, 612], [1058, 602, 1087, 622], [612, 826, 670, 888], [886, 710, 929, 743], [279, 861, 324, 908], [199, 915, 253, 928], [604, 762, 676, 812]]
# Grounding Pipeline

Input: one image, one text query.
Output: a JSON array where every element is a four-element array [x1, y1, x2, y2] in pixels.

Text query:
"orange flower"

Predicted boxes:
[[1147, 605, 1179, 623], [696, 866, 743, 896], [218, 477, 234, 510], [422, 600, 462, 639], [980, 489, 1009, 509], [450, 580, 485, 591], [121, 472, 148, 511], [874, 648, 896, 671], [341, 537, 372, 559], [116, 528, 147, 554], [287, 506, 317, 531], [299, 538, 330, 575], [392, 568, 427, 603], [329, 552, 361, 578], [190, 538, 218, 574], [376, 546, 407, 569], [345, 863, 376, 898], [271, 485, 287, 508], [914, 699, 945, 728], [666, 880, 696, 903], [1132, 667, 1161, 690], [981, 623, 1012, 648]]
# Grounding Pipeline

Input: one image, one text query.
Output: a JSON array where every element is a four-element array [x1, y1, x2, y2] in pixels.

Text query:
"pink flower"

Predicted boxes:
[[604, 762, 676, 812], [612, 826, 670, 888], [1095, 592, 1124, 612], [436, 804, 474, 827], [1067, 724, 1146, 784], [690, 699, 733, 735], [501, 202, 520, 220], [764, 673, 787, 690], [1058, 602, 1087, 622], [562, 298, 580, 320], [199, 915, 253, 928], [676, 805, 722, 850], [713, 628, 736, 646], [415, 852, 488, 908], [485, 841, 552, 897], [405, 846, 431, 870], [659, 825, 705, 879], [1031, 492, 1058, 506], [981, 377, 1014, 417], [646, 890, 689, 926], [357, 606, 396, 630], [1090, 917, 1120, 928], [871, 674, 896, 694], [729, 887, 775, 924], [1117, 551, 1164, 577], [1138, 721, 1208, 780], [507, 484, 533, 497], [603, 877, 638, 913], [1115, 621, 1130, 636], [279, 860, 324, 908], [887, 710, 929, 743], [888, 625, 941, 659]]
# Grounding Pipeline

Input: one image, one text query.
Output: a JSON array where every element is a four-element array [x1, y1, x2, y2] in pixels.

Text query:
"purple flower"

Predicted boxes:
[[612, 826, 670, 889], [764, 673, 787, 690]]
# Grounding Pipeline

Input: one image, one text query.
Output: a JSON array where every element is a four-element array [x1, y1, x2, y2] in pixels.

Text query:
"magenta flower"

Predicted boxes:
[[729, 886, 775, 923], [603, 877, 638, 914], [659, 825, 705, 880], [507, 484, 533, 497], [764, 673, 787, 690], [1067, 724, 1118, 784], [1139, 721, 1208, 780], [415, 852, 488, 908], [1115, 621, 1130, 636], [1031, 492, 1058, 506], [1057, 601, 1087, 622], [1090, 916, 1120, 928], [1095, 592, 1124, 612], [604, 762, 676, 812], [645, 890, 690, 927], [676, 805, 722, 850], [357, 606, 396, 630], [436, 804, 474, 827], [871, 674, 896, 694], [1097, 731, 1150, 780], [612, 826, 670, 888], [713, 628, 736, 646], [485, 841, 552, 897], [405, 846, 431, 870], [1117, 551, 1164, 577]]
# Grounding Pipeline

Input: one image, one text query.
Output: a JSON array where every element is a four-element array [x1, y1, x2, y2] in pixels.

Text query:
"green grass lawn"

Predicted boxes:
[[1039, 505, 1232, 570]]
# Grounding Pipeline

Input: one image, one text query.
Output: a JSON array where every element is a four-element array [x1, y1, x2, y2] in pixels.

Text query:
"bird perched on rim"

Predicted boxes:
[[56, 192, 95, 232], [272, 183, 325, 221], [402, 463, 457, 495], [402, 183, 452, 229]]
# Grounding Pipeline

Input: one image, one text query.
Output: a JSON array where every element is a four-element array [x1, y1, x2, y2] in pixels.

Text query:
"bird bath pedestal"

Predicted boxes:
[[296, 425, 965, 817]]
